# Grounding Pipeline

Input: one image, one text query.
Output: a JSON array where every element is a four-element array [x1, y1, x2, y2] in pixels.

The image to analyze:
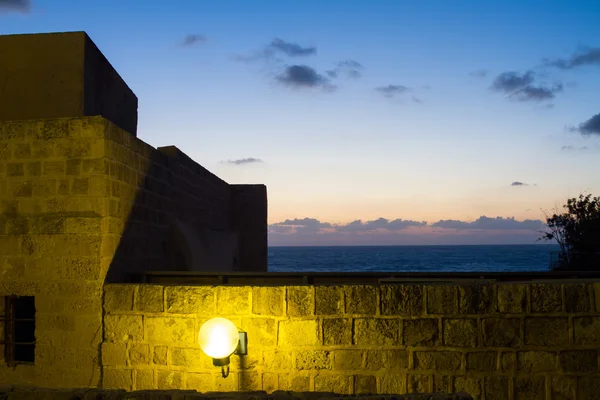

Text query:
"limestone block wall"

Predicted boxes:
[[102, 282, 600, 399], [0, 118, 108, 388]]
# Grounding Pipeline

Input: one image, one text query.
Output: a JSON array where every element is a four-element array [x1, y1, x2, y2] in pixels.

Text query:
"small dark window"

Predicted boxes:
[[0, 296, 36, 365]]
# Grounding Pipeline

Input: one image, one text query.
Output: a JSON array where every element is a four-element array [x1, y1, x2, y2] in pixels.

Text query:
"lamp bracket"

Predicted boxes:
[[235, 331, 248, 356]]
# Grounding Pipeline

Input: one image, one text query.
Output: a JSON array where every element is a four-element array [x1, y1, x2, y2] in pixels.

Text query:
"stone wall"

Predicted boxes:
[[101, 282, 600, 399], [0, 116, 266, 387]]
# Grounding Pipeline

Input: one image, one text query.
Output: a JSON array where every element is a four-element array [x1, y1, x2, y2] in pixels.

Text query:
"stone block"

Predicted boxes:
[[497, 283, 527, 313], [239, 371, 260, 391], [217, 286, 251, 315], [354, 318, 400, 346], [145, 316, 196, 345], [466, 351, 497, 372], [500, 352, 516, 373], [530, 284, 562, 313], [64, 217, 101, 234], [101, 342, 127, 366], [403, 318, 439, 346], [354, 375, 377, 395], [549, 376, 576, 400], [333, 350, 363, 370], [515, 376, 545, 400], [564, 283, 592, 312], [157, 370, 183, 390], [262, 349, 292, 370], [577, 376, 600, 400], [104, 314, 143, 342], [129, 343, 151, 366], [574, 316, 600, 345], [379, 374, 406, 394], [294, 350, 331, 370], [315, 286, 344, 315], [278, 319, 319, 347], [10, 179, 33, 197], [170, 347, 209, 369], [286, 286, 314, 316], [408, 374, 430, 393], [7, 162, 24, 177], [214, 371, 238, 391], [482, 318, 522, 348], [484, 376, 510, 400], [102, 368, 133, 390], [365, 350, 408, 371], [104, 285, 134, 313], [458, 284, 495, 314], [135, 285, 164, 313], [153, 346, 167, 365], [262, 372, 278, 392], [166, 286, 214, 315], [240, 318, 277, 346], [252, 287, 284, 316], [524, 317, 569, 346], [517, 351, 557, 373], [442, 318, 477, 347], [413, 351, 462, 372], [186, 373, 212, 391], [433, 375, 451, 393], [323, 318, 352, 346], [314, 374, 350, 394], [279, 375, 310, 391], [380, 285, 424, 316], [43, 160, 66, 176], [453, 377, 481, 399], [559, 350, 598, 372], [344, 285, 377, 315]]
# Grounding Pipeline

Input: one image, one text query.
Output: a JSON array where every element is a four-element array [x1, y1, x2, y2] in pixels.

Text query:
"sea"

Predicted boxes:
[[268, 244, 560, 273]]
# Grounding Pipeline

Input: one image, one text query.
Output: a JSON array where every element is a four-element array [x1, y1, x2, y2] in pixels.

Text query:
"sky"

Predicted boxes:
[[1, 0, 599, 246]]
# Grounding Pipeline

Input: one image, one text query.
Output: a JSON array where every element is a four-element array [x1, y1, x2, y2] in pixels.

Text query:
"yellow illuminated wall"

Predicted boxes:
[[102, 283, 600, 398]]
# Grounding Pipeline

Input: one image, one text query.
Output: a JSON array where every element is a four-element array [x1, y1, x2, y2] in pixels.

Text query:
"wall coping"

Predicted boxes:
[[137, 270, 600, 285]]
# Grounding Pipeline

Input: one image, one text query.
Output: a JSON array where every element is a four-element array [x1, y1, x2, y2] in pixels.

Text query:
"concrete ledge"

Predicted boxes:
[[0, 387, 473, 400]]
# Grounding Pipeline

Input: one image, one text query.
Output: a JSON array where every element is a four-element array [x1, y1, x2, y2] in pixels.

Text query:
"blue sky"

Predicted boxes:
[[2, 0, 599, 245]]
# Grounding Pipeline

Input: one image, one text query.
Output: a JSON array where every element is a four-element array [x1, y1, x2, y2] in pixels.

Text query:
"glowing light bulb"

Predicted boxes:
[[198, 317, 239, 360]]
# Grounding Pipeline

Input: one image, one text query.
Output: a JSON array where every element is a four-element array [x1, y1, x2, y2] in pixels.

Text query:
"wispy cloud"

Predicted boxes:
[[430, 216, 543, 231], [543, 47, 600, 70], [181, 34, 207, 47], [510, 181, 529, 186], [235, 38, 316, 62], [571, 112, 600, 136], [491, 71, 563, 102], [469, 69, 489, 78], [326, 60, 364, 79], [222, 157, 263, 165], [0, 0, 30, 12], [276, 65, 335, 91], [375, 84, 410, 98], [561, 145, 589, 151], [270, 38, 316, 57]]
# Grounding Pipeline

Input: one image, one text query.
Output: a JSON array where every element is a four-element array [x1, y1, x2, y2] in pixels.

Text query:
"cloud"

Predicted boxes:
[[491, 71, 562, 102], [561, 145, 589, 151], [181, 34, 207, 47], [276, 65, 334, 90], [544, 47, 600, 70], [222, 158, 263, 165], [336, 218, 427, 232], [235, 38, 316, 62], [271, 218, 332, 234], [430, 216, 543, 231], [327, 60, 364, 79], [572, 112, 600, 136], [510, 181, 528, 186], [270, 38, 316, 57], [469, 69, 489, 78], [375, 84, 410, 98], [0, 0, 30, 12]]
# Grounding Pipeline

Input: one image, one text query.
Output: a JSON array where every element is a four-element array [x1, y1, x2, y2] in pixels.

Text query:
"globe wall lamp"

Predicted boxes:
[[198, 317, 248, 378]]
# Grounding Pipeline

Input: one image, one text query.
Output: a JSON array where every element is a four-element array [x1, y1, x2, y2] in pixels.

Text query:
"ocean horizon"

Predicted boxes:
[[268, 243, 560, 273]]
